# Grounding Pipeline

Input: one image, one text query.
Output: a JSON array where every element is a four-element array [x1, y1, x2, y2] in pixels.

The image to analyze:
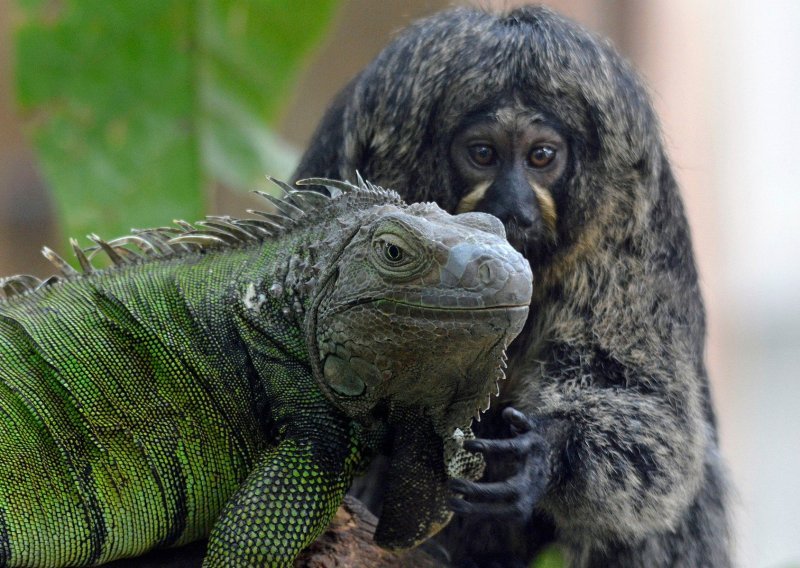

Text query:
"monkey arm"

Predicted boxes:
[[451, 353, 708, 545], [534, 377, 707, 542]]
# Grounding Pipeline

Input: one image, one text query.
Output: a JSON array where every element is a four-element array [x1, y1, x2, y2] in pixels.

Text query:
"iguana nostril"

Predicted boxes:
[[440, 243, 530, 307], [479, 262, 493, 284]]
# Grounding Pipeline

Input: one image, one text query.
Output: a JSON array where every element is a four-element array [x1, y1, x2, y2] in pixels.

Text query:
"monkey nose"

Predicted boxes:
[[441, 243, 532, 307], [511, 209, 534, 228], [505, 200, 537, 228], [479, 200, 535, 229]]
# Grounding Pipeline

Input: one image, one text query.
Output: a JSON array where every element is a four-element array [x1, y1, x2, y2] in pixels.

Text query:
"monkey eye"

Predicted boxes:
[[467, 144, 497, 167], [528, 145, 556, 168]]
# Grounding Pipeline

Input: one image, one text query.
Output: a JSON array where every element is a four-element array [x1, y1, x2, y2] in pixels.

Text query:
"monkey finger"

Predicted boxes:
[[449, 478, 520, 501], [464, 437, 530, 458], [502, 407, 534, 433], [448, 497, 532, 521], [464, 431, 547, 458]]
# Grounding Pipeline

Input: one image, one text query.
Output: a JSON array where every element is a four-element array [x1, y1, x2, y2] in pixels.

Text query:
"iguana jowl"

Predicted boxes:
[[0, 177, 531, 567]]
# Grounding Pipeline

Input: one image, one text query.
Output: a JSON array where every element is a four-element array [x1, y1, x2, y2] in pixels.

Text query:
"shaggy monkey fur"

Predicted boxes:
[[294, 6, 731, 567]]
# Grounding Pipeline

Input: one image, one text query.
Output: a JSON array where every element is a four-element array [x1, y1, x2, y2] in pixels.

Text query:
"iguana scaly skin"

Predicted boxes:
[[0, 177, 531, 567]]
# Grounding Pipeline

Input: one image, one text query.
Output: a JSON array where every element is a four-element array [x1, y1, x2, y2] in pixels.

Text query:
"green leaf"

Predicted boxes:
[[14, 0, 338, 242], [530, 546, 565, 568]]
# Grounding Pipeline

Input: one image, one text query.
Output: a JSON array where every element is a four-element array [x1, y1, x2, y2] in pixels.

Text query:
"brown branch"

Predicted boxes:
[[295, 496, 444, 567]]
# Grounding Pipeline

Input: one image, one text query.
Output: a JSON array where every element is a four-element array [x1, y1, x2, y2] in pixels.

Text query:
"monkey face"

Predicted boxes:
[[449, 105, 568, 261], [294, 6, 661, 269]]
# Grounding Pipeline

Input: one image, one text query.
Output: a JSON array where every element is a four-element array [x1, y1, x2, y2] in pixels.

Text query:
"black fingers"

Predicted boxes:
[[463, 434, 547, 458], [450, 407, 551, 524], [449, 478, 519, 501], [447, 497, 531, 520], [502, 407, 533, 433]]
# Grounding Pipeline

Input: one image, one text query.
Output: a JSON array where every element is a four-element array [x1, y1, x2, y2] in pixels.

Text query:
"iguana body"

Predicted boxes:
[[0, 178, 531, 567]]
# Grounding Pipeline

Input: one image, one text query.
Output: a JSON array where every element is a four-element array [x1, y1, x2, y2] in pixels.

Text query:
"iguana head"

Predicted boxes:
[[309, 193, 532, 434], [301, 180, 531, 549]]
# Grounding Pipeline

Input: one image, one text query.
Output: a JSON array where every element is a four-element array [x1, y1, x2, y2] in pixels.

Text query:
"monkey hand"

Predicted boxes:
[[448, 407, 550, 523]]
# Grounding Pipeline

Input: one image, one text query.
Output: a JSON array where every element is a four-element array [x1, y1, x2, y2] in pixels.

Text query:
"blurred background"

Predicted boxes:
[[1, 1, 798, 566]]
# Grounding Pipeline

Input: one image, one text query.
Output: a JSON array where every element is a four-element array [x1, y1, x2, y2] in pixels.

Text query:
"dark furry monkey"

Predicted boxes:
[[294, 6, 731, 567]]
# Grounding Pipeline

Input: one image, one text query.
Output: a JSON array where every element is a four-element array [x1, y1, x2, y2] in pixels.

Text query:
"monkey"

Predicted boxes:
[[292, 6, 731, 568]]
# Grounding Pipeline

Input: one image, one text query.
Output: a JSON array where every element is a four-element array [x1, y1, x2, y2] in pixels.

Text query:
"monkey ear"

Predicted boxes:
[[453, 212, 507, 239]]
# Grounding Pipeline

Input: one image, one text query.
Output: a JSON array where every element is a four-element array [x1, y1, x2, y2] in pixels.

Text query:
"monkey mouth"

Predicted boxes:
[[505, 222, 556, 265]]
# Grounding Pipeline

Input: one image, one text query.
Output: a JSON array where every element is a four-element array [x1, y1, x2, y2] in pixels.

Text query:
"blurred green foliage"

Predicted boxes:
[[531, 545, 565, 568], [14, 0, 338, 241]]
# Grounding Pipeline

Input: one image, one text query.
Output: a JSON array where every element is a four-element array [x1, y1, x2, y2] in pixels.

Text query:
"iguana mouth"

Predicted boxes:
[[327, 298, 530, 320], [371, 301, 529, 332], [376, 299, 530, 310], [371, 299, 530, 314]]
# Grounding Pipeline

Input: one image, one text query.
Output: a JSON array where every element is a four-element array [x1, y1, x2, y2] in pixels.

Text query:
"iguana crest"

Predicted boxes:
[[0, 176, 400, 302]]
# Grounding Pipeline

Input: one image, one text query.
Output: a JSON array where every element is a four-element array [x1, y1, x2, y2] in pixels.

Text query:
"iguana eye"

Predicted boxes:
[[371, 219, 432, 280], [374, 237, 410, 267], [383, 242, 404, 263]]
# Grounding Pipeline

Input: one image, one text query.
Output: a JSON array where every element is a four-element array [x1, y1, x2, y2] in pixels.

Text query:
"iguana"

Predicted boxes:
[[0, 177, 532, 567]]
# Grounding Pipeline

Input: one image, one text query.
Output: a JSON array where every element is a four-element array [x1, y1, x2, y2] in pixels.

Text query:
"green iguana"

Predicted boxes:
[[0, 177, 532, 567]]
